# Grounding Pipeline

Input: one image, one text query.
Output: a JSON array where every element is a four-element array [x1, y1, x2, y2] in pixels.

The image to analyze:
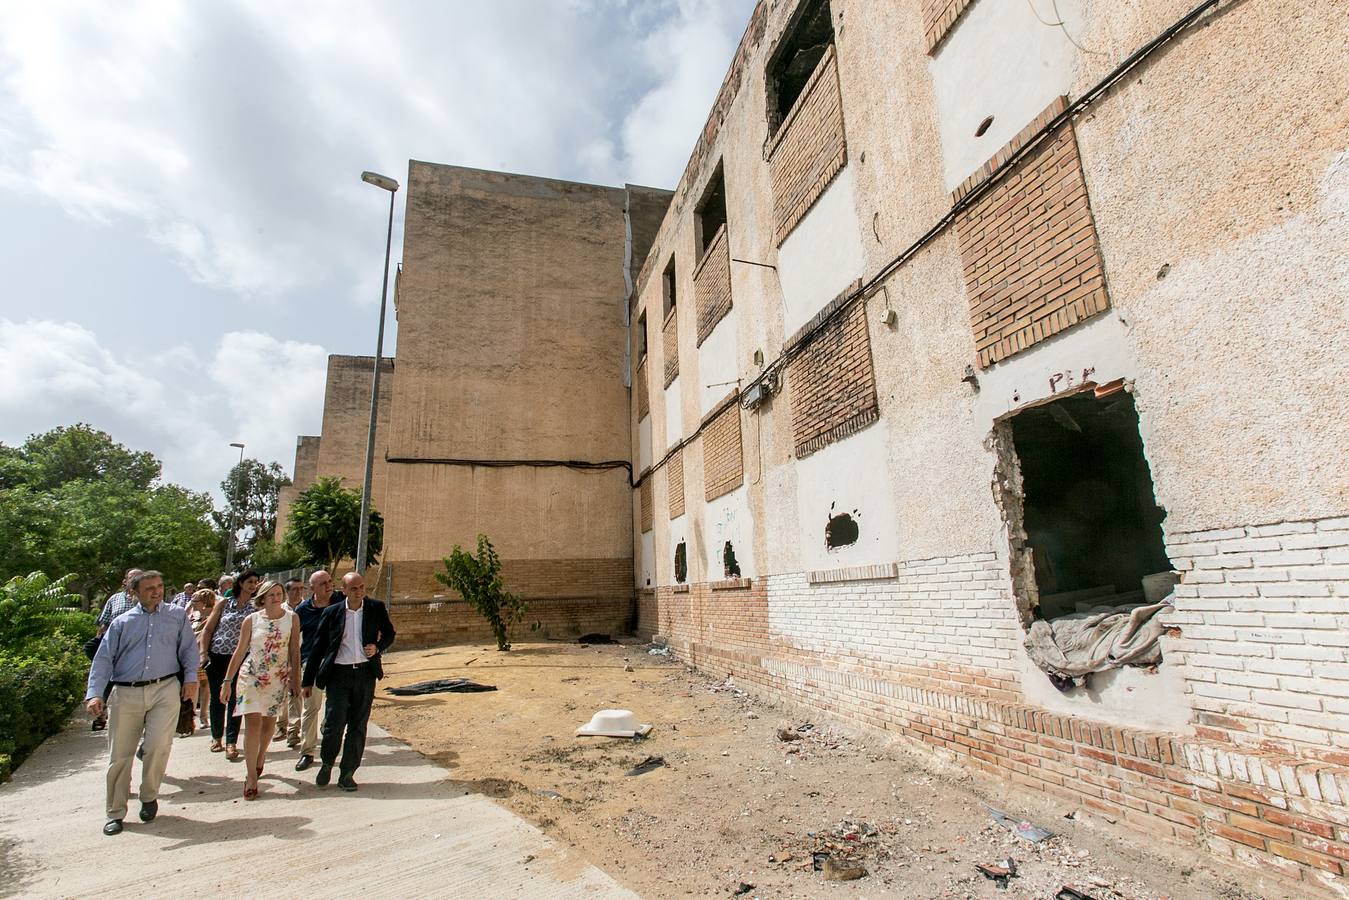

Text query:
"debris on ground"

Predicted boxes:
[[976, 857, 1018, 888], [1056, 887, 1098, 900], [775, 726, 802, 742], [732, 882, 754, 896], [385, 678, 498, 695], [647, 645, 672, 657], [819, 857, 868, 881], [537, 789, 563, 800], [988, 805, 1054, 842], [625, 755, 667, 777]]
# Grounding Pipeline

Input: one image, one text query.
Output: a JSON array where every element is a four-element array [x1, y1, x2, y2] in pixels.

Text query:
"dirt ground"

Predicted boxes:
[[371, 640, 1295, 900]]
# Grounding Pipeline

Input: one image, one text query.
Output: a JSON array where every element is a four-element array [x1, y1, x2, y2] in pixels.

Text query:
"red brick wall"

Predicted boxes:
[[702, 401, 744, 501], [694, 226, 732, 346], [662, 309, 679, 387], [786, 288, 879, 459], [389, 595, 633, 647], [767, 43, 847, 245], [668, 447, 685, 519], [386, 556, 632, 601], [956, 107, 1111, 369], [920, 0, 976, 53]]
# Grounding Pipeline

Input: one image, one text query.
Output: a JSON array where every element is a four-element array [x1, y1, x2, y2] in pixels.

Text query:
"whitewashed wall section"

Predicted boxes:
[[698, 321, 739, 418], [702, 486, 755, 579], [638, 529, 655, 589], [664, 375, 683, 449], [776, 165, 866, 338], [794, 424, 901, 572], [930, 0, 1084, 192], [638, 415, 652, 473]]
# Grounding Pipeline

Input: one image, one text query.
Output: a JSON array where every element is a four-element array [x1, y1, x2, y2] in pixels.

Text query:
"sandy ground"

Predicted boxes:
[[372, 640, 1297, 900]]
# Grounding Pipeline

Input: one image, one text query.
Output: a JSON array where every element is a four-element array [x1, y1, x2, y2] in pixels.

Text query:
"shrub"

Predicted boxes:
[[0, 572, 93, 653], [0, 641, 89, 780], [436, 535, 531, 651]]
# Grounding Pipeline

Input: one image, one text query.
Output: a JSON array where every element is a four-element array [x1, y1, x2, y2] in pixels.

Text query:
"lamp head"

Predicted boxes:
[[361, 171, 399, 192], [229, 442, 245, 449]]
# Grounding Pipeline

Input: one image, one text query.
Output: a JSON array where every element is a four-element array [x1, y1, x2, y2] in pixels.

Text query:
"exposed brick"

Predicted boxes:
[[767, 44, 847, 245], [702, 402, 744, 501], [694, 226, 733, 346], [920, 0, 976, 53], [786, 296, 879, 459], [668, 447, 685, 520], [662, 308, 680, 387], [640, 478, 653, 534]]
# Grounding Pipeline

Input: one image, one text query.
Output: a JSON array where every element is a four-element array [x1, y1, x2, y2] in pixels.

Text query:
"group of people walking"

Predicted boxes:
[[84, 565, 395, 835]]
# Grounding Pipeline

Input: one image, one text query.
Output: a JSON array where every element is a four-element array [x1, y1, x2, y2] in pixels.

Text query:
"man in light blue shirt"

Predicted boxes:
[[85, 569, 199, 836]]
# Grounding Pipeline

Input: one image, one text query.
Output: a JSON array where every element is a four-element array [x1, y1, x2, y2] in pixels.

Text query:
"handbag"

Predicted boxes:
[[175, 699, 196, 737]]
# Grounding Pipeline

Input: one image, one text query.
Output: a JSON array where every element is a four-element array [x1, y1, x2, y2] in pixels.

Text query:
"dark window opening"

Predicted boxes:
[[695, 163, 727, 261], [765, 0, 834, 137], [825, 506, 859, 549], [1007, 391, 1172, 621], [723, 541, 741, 579], [662, 255, 677, 318], [636, 311, 648, 362], [674, 541, 687, 583]]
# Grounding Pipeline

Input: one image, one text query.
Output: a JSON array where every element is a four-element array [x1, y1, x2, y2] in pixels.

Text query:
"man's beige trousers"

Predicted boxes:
[[298, 686, 325, 756], [105, 678, 178, 820]]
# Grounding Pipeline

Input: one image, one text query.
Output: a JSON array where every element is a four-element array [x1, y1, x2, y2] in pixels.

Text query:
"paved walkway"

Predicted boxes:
[[0, 718, 635, 899]]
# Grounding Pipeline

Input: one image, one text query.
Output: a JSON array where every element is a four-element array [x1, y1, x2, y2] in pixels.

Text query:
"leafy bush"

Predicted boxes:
[[0, 573, 93, 653], [0, 573, 92, 781], [0, 642, 89, 780], [436, 535, 531, 651]]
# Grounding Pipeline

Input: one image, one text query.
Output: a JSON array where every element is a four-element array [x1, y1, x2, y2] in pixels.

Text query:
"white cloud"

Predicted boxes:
[[0, 319, 165, 418]]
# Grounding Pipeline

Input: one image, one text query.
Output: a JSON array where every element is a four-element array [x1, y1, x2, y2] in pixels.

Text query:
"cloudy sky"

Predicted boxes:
[[0, 0, 755, 500]]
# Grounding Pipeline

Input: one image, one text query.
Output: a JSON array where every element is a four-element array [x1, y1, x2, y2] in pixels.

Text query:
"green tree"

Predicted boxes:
[[0, 573, 93, 654], [248, 535, 309, 571], [436, 535, 530, 651], [284, 477, 382, 574], [216, 458, 292, 557], [0, 425, 223, 606]]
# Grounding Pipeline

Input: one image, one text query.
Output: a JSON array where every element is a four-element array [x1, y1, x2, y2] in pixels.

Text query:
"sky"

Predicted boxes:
[[0, 0, 756, 501]]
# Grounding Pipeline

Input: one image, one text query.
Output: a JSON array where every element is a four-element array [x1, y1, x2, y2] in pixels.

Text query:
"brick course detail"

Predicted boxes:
[[668, 446, 685, 519], [956, 113, 1110, 369], [921, 0, 976, 54], [635, 355, 650, 420], [768, 44, 847, 246], [786, 293, 879, 459], [694, 226, 732, 347], [640, 478, 653, 534], [662, 308, 679, 387], [702, 402, 744, 501]]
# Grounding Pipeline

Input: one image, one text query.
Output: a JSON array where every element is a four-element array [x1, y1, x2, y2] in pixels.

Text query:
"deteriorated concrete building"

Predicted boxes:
[[281, 0, 1348, 889]]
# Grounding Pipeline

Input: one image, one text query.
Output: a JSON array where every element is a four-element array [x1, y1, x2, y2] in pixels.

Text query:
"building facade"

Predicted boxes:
[[626, 0, 1348, 891]]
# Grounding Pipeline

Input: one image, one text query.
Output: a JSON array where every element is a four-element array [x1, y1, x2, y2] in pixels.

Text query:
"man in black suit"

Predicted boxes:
[[301, 571, 395, 791]]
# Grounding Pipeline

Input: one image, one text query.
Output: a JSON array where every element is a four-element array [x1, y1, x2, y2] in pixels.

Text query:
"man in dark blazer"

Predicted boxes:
[[301, 571, 395, 791]]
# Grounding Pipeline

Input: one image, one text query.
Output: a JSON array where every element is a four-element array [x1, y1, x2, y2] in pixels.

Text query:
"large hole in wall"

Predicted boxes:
[[765, 0, 834, 137], [723, 541, 741, 579], [674, 541, 687, 584], [1000, 390, 1173, 622], [825, 503, 859, 549]]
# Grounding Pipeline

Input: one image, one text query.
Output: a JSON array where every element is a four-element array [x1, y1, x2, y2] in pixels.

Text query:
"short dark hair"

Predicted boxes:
[[129, 570, 163, 591], [285, 578, 303, 588]]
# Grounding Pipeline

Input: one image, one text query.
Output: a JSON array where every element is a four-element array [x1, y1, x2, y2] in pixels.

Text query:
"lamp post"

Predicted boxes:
[[224, 441, 246, 572], [355, 170, 399, 574]]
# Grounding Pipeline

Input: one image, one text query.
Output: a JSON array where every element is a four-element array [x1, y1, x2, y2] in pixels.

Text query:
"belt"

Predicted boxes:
[[333, 661, 370, 669], [111, 673, 177, 688]]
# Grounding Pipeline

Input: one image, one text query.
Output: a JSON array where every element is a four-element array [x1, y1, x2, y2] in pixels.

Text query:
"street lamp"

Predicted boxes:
[[224, 441, 246, 572], [356, 170, 399, 574]]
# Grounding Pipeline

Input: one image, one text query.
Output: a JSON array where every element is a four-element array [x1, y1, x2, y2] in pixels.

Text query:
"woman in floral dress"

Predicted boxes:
[[220, 580, 300, 799]]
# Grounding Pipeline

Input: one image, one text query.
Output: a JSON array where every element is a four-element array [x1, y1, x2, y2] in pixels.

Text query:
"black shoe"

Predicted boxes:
[[136, 744, 145, 760], [337, 773, 358, 792], [138, 800, 158, 822], [295, 754, 314, 772], [91, 717, 106, 732], [315, 763, 332, 787], [103, 819, 123, 836]]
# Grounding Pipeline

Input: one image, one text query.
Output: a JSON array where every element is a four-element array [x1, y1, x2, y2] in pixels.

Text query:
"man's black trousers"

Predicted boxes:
[[320, 663, 376, 775]]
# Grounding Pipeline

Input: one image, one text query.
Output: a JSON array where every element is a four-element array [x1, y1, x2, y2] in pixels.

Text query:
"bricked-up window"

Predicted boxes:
[[694, 164, 727, 262], [957, 117, 1110, 369], [635, 311, 650, 421], [640, 478, 653, 534], [662, 255, 677, 317], [668, 446, 685, 519], [636, 310, 648, 362], [785, 285, 878, 459], [1000, 390, 1172, 624], [702, 402, 744, 501], [765, 0, 834, 138]]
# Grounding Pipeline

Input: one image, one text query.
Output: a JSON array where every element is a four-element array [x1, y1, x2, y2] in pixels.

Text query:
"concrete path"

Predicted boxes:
[[0, 718, 635, 899]]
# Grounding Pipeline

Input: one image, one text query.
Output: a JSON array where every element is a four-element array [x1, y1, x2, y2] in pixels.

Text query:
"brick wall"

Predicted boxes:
[[702, 401, 744, 502], [786, 289, 879, 459], [920, 0, 976, 53], [635, 355, 650, 420], [956, 109, 1110, 369], [384, 556, 633, 602], [694, 226, 732, 346], [640, 479, 653, 534], [389, 595, 633, 647], [1161, 515, 1349, 762], [636, 588, 657, 639], [668, 447, 685, 519], [767, 43, 847, 246], [662, 309, 679, 387]]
